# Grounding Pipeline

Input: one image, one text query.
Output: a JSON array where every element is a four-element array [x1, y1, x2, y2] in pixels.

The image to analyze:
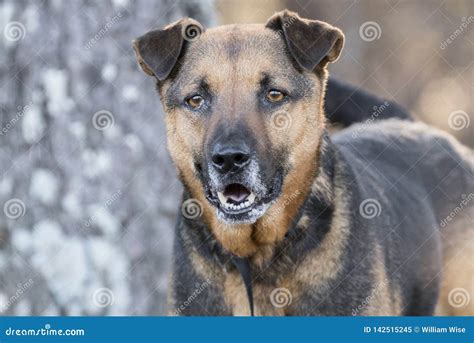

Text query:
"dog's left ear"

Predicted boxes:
[[132, 18, 204, 81], [265, 10, 344, 71]]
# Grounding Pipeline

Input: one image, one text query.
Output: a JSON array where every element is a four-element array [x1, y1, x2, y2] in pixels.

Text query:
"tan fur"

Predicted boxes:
[[361, 244, 402, 316], [297, 214, 311, 230], [224, 270, 294, 316], [294, 173, 350, 290], [224, 271, 252, 316], [436, 220, 474, 316], [178, 225, 224, 283], [167, 269, 176, 316]]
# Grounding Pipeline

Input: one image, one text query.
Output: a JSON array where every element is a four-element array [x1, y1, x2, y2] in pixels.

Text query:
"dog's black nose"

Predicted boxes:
[[211, 144, 251, 174]]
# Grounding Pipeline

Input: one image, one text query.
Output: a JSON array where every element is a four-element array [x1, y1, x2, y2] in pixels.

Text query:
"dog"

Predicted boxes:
[[133, 10, 474, 316]]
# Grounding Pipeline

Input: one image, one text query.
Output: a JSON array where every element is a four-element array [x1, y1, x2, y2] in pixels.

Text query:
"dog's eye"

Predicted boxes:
[[186, 95, 204, 109], [266, 90, 285, 103]]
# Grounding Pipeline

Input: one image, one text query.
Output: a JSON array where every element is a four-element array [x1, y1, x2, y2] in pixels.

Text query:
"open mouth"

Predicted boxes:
[[201, 167, 284, 224], [217, 183, 256, 213]]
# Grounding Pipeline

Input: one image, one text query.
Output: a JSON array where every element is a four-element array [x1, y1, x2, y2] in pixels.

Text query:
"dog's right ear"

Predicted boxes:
[[132, 18, 204, 81], [265, 10, 344, 71]]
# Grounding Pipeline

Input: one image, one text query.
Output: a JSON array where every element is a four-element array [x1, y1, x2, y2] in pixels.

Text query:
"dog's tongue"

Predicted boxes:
[[224, 183, 250, 203]]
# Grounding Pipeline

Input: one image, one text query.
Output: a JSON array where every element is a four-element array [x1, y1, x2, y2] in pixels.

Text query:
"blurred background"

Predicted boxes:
[[0, 0, 472, 315]]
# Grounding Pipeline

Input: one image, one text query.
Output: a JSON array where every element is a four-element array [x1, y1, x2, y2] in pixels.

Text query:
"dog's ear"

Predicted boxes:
[[132, 18, 204, 81], [265, 10, 344, 71]]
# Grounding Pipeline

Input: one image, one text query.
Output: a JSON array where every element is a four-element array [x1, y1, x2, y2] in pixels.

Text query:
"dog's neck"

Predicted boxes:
[[180, 131, 338, 269]]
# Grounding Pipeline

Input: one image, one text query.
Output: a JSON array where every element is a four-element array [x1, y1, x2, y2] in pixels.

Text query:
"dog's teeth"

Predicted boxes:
[[246, 193, 255, 205], [219, 191, 256, 212], [218, 192, 228, 205]]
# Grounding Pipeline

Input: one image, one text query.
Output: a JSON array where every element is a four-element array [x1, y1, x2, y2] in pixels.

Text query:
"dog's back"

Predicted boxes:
[[325, 78, 412, 126], [333, 119, 474, 315]]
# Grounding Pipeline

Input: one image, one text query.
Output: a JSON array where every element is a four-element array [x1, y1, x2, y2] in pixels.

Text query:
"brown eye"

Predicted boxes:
[[186, 95, 204, 109], [266, 90, 285, 102]]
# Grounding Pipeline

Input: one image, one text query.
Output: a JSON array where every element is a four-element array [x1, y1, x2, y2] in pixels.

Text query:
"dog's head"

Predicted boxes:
[[133, 10, 343, 226]]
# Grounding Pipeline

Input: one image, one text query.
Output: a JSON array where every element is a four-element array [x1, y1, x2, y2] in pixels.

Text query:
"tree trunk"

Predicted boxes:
[[0, 0, 215, 315]]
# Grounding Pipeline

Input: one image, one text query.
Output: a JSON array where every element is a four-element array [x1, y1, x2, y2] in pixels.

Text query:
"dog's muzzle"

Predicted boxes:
[[210, 142, 257, 213], [202, 140, 282, 224]]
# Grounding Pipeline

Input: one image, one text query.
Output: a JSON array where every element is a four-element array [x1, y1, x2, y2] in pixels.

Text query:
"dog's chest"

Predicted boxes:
[[223, 271, 293, 316]]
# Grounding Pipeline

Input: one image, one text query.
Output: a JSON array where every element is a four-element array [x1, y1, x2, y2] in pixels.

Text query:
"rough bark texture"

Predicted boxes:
[[0, 0, 215, 315]]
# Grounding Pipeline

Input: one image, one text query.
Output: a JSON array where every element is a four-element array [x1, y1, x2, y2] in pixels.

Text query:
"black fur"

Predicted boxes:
[[325, 78, 412, 126]]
